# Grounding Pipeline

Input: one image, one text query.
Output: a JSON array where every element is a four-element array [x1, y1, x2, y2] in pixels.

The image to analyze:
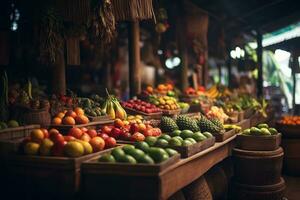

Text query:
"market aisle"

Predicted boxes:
[[283, 176, 300, 200]]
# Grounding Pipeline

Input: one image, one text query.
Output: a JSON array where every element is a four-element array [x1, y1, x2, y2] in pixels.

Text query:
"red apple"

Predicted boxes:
[[52, 133, 65, 144], [101, 125, 112, 134], [87, 129, 97, 138], [105, 137, 116, 148], [110, 128, 121, 139], [41, 128, 49, 138], [80, 127, 88, 133], [64, 136, 76, 142], [130, 124, 139, 134], [98, 133, 109, 140], [120, 131, 131, 140]]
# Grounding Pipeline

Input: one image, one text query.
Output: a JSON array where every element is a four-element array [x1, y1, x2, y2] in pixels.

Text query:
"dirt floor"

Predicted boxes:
[[283, 176, 300, 200]]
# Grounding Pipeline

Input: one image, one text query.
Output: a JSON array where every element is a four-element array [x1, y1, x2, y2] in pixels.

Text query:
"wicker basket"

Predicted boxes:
[[13, 106, 51, 127]]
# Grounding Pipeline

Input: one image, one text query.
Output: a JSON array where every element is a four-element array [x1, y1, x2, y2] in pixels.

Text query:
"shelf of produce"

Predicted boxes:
[[49, 120, 114, 133], [124, 107, 162, 119], [1, 149, 112, 199], [81, 135, 236, 200]]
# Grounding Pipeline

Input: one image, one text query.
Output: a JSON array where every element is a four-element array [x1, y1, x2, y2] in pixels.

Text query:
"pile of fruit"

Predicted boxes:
[[140, 84, 176, 99], [122, 99, 161, 114], [98, 144, 178, 164], [241, 124, 278, 136], [0, 120, 19, 130], [102, 90, 127, 120], [160, 115, 224, 135], [77, 98, 106, 118], [148, 95, 180, 110], [52, 107, 89, 125], [99, 118, 162, 142], [206, 106, 229, 124], [278, 116, 300, 125], [22, 127, 116, 157], [143, 130, 213, 148], [184, 87, 205, 96], [205, 85, 232, 99]]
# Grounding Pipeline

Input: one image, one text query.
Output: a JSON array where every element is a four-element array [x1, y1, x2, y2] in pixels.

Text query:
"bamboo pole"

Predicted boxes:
[[128, 21, 141, 97]]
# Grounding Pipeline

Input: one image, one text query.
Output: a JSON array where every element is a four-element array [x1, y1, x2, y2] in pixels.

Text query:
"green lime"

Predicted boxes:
[[169, 130, 181, 137], [165, 148, 178, 157], [155, 139, 169, 148], [122, 145, 135, 153], [138, 154, 155, 164], [144, 136, 158, 146], [269, 128, 278, 135], [111, 148, 125, 160], [158, 134, 172, 141], [169, 138, 182, 147], [135, 141, 150, 152], [126, 148, 145, 160], [257, 123, 269, 129], [192, 132, 207, 142], [180, 130, 194, 139], [98, 154, 116, 163]]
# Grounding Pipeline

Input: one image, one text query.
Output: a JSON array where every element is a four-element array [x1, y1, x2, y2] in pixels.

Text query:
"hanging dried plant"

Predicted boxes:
[[38, 8, 64, 64], [89, 0, 116, 45]]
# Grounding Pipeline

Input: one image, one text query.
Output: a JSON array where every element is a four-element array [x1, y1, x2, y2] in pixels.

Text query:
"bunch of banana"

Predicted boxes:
[[224, 124, 241, 132], [205, 85, 220, 99], [102, 89, 127, 120]]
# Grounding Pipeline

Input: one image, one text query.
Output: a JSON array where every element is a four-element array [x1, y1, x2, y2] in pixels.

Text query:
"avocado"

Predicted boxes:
[[169, 138, 182, 147], [118, 155, 137, 164], [268, 128, 278, 135], [148, 147, 169, 163], [122, 144, 135, 153], [192, 132, 207, 142], [138, 154, 155, 164], [173, 136, 184, 142]]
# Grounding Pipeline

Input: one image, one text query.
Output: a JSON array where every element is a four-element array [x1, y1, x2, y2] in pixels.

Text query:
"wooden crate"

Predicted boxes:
[[0, 125, 40, 140], [234, 119, 251, 131], [1, 150, 110, 199], [214, 129, 237, 142], [87, 115, 113, 122], [170, 137, 215, 158], [236, 133, 281, 151], [50, 121, 113, 133], [124, 107, 162, 120]]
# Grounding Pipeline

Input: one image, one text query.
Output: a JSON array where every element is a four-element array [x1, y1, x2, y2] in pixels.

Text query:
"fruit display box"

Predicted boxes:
[[50, 121, 113, 133], [169, 137, 215, 158], [81, 149, 180, 175], [124, 107, 162, 119], [86, 115, 112, 122], [214, 129, 237, 142], [275, 123, 300, 138], [161, 108, 181, 116], [1, 149, 111, 199], [0, 124, 40, 140], [236, 133, 281, 151]]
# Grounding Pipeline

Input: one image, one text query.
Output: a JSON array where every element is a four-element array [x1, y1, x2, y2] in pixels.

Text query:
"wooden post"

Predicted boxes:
[[176, 1, 188, 91], [256, 30, 263, 97], [128, 21, 141, 97], [227, 46, 232, 87], [52, 49, 66, 95]]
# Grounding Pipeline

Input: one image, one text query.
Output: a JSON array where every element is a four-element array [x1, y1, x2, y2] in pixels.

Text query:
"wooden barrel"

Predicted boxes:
[[168, 190, 186, 200], [233, 147, 283, 185], [232, 178, 286, 200], [281, 138, 300, 176], [182, 176, 213, 200], [204, 165, 228, 200]]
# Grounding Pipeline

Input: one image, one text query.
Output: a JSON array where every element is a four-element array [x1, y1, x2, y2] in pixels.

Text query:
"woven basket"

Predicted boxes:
[[13, 106, 51, 127]]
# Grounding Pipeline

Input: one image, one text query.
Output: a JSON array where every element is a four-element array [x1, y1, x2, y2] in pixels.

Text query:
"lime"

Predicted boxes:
[[203, 132, 213, 138], [138, 154, 155, 164], [144, 136, 158, 146], [192, 132, 207, 142], [257, 123, 269, 129], [269, 128, 278, 135], [165, 148, 178, 157], [180, 130, 194, 139], [169, 130, 181, 137], [158, 134, 172, 141], [169, 138, 182, 147], [126, 148, 145, 160], [135, 141, 150, 152], [155, 139, 169, 148], [98, 154, 116, 163], [122, 145, 135, 153], [111, 148, 125, 160]]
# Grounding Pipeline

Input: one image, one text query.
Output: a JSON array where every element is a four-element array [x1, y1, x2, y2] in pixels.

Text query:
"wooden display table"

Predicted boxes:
[[81, 136, 236, 200]]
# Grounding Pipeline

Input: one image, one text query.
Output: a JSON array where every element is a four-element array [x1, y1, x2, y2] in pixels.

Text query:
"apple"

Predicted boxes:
[[41, 128, 49, 138], [64, 136, 76, 142], [130, 124, 139, 134], [87, 129, 97, 138], [105, 137, 116, 148], [80, 133, 91, 142], [98, 133, 109, 140], [110, 128, 121, 139], [120, 131, 131, 140], [80, 127, 88, 133], [101, 126, 112, 134], [51, 141, 67, 156]]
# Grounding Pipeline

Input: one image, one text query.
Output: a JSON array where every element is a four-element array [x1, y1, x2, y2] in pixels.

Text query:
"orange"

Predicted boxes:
[[56, 112, 65, 119], [52, 117, 62, 125], [74, 107, 85, 116], [75, 115, 89, 124], [114, 118, 124, 128], [62, 116, 76, 125], [146, 86, 153, 93], [31, 129, 45, 142], [68, 127, 83, 139], [157, 84, 165, 91], [65, 110, 77, 118]]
